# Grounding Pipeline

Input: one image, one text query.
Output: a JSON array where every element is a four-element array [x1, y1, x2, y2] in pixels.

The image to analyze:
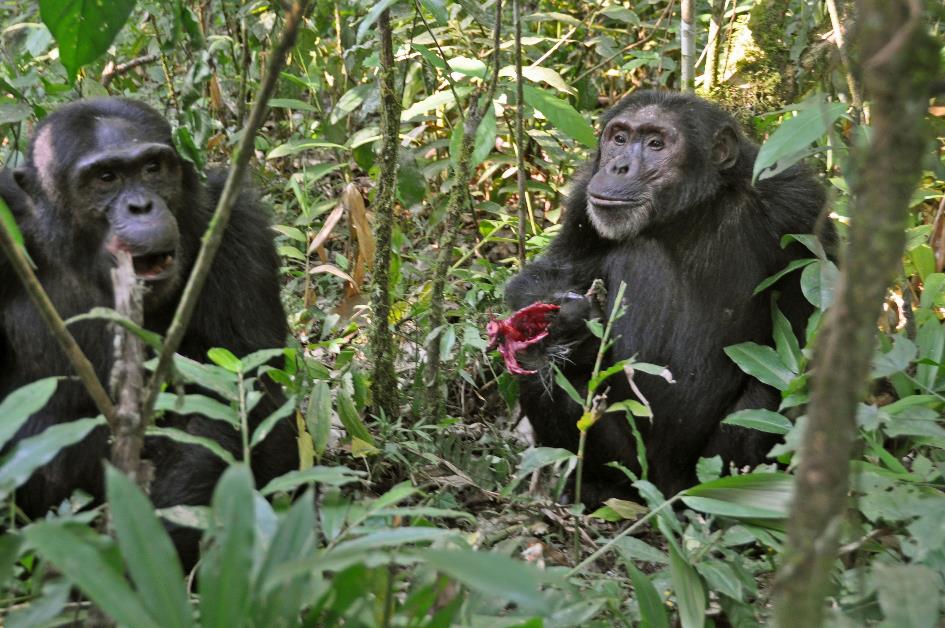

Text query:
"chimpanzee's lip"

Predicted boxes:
[[131, 250, 177, 281], [588, 194, 641, 210]]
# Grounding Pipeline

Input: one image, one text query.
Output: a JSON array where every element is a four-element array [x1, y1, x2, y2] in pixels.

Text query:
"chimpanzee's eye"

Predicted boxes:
[[99, 170, 117, 183], [648, 138, 664, 150], [144, 160, 161, 174], [613, 132, 627, 146]]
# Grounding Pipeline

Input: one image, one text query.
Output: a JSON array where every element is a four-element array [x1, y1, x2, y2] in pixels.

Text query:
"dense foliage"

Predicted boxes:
[[0, 0, 943, 625]]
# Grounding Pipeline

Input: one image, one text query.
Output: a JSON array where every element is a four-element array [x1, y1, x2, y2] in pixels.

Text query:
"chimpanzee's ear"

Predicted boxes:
[[12, 167, 30, 192], [712, 125, 739, 170]]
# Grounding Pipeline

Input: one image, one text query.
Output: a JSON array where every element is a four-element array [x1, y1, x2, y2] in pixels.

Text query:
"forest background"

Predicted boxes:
[[0, 0, 943, 626]]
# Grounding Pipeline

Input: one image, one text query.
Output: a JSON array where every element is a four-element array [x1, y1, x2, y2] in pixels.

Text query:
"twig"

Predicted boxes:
[[0, 203, 116, 426], [108, 251, 150, 489], [514, 0, 528, 266], [101, 54, 159, 88], [142, 0, 312, 420], [825, 0, 863, 115], [413, 0, 464, 124]]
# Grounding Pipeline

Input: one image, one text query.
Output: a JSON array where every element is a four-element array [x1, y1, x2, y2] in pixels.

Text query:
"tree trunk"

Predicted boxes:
[[773, 1, 938, 624]]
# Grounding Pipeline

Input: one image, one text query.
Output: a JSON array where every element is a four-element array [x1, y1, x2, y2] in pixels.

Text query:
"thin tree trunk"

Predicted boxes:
[[513, 0, 527, 266], [369, 9, 401, 419], [773, 1, 937, 624], [680, 0, 695, 91], [702, 0, 724, 91]]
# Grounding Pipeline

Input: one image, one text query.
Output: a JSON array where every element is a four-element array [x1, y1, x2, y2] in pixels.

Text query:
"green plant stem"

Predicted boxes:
[[142, 0, 312, 421], [513, 0, 527, 266], [0, 202, 116, 427]]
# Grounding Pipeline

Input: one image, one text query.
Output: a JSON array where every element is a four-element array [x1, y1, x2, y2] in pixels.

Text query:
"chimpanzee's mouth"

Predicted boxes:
[[132, 251, 176, 280], [588, 194, 643, 210]]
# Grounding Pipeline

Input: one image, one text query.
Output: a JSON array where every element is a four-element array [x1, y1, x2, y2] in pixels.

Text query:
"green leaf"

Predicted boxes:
[[800, 259, 839, 309], [753, 100, 846, 182], [627, 562, 669, 628], [0, 378, 57, 449], [0, 416, 105, 500], [753, 258, 816, 295], [260, 465, 365, 496], [683, 472, 793, 519], [722, 409, 792, 435], [337, 389, 376, 446], [356, 0, 399, 42], [251, 398, 295, 448], [40, 0, 136, 81], [447, 56, 487, 79], [871, 336, 917, 378], [267, 139, 346, 159], [267, 98, 316, 112], [207, 347, 242, 373], [552, 365, 584, 406], [724, 342, 794, 390], [106, 467, 193, 628], [0, 198, 26, 253], [25, 522, 161, 628], [915, 320, 944, 390], [66, 307, 163, 350], [7, 579, 71, 628], [199, 465, 255, 628], [170, 355, 239, 400], [146, 427, 236, 466], [522, 84, 596, 148], [155, 393, 239, 428], [472, 104, 497, 165], [417, 0, 448, 23], [498, 65, 576, 94], [416, 549, 553, 614], [412, 43, 447, 70], [874, 564, 942, 628], [331, 83, 375, 124], [668, 545, 705, 628], [515, 447, 576, 479], [305, 381, 332, 460], [771, 302, 801, 374]]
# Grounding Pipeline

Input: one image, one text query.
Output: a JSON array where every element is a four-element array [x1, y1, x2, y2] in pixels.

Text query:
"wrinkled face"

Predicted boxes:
[[23, 116, 186, 303], [586, 105, 688, 241]]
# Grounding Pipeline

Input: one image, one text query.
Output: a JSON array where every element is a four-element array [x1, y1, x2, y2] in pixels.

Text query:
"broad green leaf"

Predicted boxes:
[[418, 0, 448, 23], [448, 56, 487, 79], [402, 87, 471, 121], [753, 258, 816, 295], [472, 104, 497, 165], [780, 233, 828, 260], [498, 65, 575, 94], [627, 562, 669, 628], [306, 381, 332, 459], [0, 416, 105, 500], [146, 427, 236, 466], [722, 409, 792, 435], [0, 378, 57, 449], [412, 43, 447, 70], [753, 101, 846, 182], [771, 302, 801, 374], [170, 355, 238, 400], [724, 342, 794, 390], [915, 320, 944, 390], [25, 522, 161, 628], [515, 446, 576, 479], [251, 398, 295, 447], [155, 393, 238, 428], [260, 465, 365, 496], [668, 545, 705, 628], [416, 549, 552, 614], [7, 579, 70, 628], [683, 472, 793, 519], [0, 102, 32, 126], [267, 98, 316, 112], [0, 534, 23, 588], [0, 198, 26, 253], [40, 0, 136, 81], [337, 389, 376, 446], [522, 84, 596, 147], [612, 536, 669, 564], [356, 0, 399, 42], [199, 465, 255, 628], [871, 336, 917, 378], [874, 564, 942, 628], [207, 347, 242, 373], [106, 467, 193, 628], [267, 140, 346, 159], [331, 83, 375, 124], [800, 259, 839, 309], [695, 561, 745, 601]]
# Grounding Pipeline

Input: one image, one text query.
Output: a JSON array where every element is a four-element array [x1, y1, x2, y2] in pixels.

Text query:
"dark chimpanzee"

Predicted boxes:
[[505, 90, 830, 505], [0, 98, 297, 565]]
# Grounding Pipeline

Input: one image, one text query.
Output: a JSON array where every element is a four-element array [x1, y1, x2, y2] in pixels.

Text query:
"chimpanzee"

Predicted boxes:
[[0, 98, 297, 564], [506, 90, 830, 505]]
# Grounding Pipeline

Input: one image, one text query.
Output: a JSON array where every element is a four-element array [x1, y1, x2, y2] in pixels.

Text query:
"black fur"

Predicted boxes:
[[506, 91, 830, 504], [0, 98, 297, 566]]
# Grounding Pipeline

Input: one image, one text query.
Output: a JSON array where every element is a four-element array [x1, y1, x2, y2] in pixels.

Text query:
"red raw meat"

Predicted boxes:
[[487, 302, 560, 375]]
